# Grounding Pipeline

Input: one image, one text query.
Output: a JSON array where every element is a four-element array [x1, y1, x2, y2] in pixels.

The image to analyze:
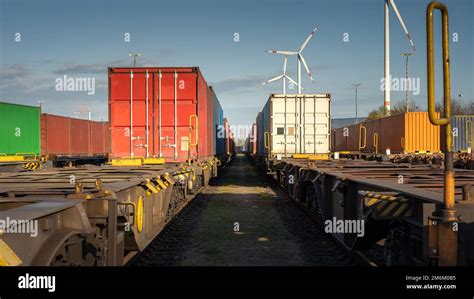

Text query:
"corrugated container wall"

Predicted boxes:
[[251, 123, 257, 154], [256, 112, 264, 155], [331, 112, 440, 153], [41, 114, 109, 156], [441, 115, 474, 152], [210, 86, 225, 156], [257, 94, 331, 157], [402, 112, 440, 153], [0, 102, 40, 155], [108, 67, 213, 162], [223, 118, 231, 154]]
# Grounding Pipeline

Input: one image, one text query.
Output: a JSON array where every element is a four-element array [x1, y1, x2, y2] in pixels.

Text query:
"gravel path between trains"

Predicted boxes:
[[132, 154, 355, 266]]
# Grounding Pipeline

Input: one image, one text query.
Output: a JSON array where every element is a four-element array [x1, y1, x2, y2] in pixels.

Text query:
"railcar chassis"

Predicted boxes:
[[263, 157, 474, 266], [0, 159, 219, 266]]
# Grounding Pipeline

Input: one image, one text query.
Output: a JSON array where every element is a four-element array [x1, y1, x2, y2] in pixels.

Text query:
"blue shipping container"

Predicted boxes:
[[441, 115, 474, 152], [210, 86, 225, 156], [452, 115, 473, 152]]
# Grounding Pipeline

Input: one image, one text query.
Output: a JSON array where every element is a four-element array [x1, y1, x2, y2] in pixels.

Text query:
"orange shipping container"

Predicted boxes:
[[331, 112, 440, 154], [379, 112, 440, 153]]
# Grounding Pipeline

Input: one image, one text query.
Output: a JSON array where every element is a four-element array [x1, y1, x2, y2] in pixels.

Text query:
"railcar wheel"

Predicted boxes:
[[305, 184, 324, 224], [50, 234, 99, 266]]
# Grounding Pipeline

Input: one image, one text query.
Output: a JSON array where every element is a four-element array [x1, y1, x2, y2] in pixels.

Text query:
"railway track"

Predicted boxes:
[[265, 164, 375, 267], [130, 155, 363, 267], [128, 186, 209, 266], [126, 190, 205, 266], [254, 156, 474, 266], [274, 180, 384, 267]]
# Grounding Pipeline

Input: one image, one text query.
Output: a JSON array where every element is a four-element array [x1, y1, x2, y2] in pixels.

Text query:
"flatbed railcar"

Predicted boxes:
[[0, 102, 111, 172], [263, 157, 474, 266], [331, 113, 474, 169], [0, 159, 218, 266]]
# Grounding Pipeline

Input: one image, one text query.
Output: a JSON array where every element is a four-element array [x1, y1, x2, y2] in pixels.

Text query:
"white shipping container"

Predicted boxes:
[[258, 94, 331, 156]]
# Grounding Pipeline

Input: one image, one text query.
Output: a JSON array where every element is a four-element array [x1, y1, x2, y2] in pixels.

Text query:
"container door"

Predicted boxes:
[[109, 71, 152, 158], [311, 96, 331, 154], [271, 95, 330, 155], [271, 96, 299, 155], [129, 71, 151, 158], [155, 71, 197, 161]]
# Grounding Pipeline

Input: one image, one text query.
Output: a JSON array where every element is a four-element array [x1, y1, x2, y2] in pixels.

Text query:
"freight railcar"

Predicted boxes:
[[441, 115, 474, 152], [0, 66, 230, 266], [108, 67, 217, 163], [244, 123, 257, 155], [209, 86, 226, 161], [331, 112, 441, 156], [254, 94, 331, 167], [442, 115, 474, 169], [0, 102, 41, 156], [41, 114, 110, 167], [0, 102, 110, 172], [0, 162, 213, 266], [0, 102, 41, 172], [330, 112, 474, 168], [223, 117, 236, 159], [266, 158, 474, 266]]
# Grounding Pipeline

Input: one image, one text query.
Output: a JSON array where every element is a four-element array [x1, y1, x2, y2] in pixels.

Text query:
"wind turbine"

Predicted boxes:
[[266, 27, 317, 94], [384, 0, 416, 115], [262, 55, 299, 94]]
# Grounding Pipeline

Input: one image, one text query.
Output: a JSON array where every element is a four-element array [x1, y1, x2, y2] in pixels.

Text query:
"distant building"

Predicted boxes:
[[331, 117, 366, 129]]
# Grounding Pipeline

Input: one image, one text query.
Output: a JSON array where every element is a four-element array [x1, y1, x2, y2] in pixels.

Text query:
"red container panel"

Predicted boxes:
[[251, 123, 257, 154], [90, 122, 109, 154], [41, 114, 109, 156], [41, 114, 71, 156], [108, 67, 213, 162], [69, 118, 90, 155]]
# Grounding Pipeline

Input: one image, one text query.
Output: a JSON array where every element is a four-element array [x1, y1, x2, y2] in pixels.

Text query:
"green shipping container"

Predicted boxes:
[[0, 102, 41, 156]]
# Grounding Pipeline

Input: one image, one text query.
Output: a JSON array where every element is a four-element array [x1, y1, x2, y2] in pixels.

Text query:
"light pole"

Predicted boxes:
[[129, 53, 141, 67], [37, 100, 44, 112], [87, 108, 92, 120], [352, 83, 361, 123], [402, 52, 413, 111]]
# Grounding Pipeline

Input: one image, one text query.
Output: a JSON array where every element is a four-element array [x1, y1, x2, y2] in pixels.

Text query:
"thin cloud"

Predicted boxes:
[[52, 59, 127, 75], [0, 64, 53, 92], [210, 75, 268, 94]]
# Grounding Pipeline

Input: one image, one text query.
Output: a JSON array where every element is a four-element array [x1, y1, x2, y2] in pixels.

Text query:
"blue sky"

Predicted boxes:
[[0, 0, 472, 128]]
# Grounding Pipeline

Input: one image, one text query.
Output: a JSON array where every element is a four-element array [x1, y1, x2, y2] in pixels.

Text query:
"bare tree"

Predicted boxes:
[[392, 100, 418, 114], [435, 97, 474, 115], [366, 100, 418, 120], [366, 105, 385, 120]]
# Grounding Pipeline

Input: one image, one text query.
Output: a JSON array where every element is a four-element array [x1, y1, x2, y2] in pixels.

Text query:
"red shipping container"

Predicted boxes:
[[90, 121, 110, 154], [251, 123, 257, 154], [69, 118, 90, 155], [108, 67, 213, 162], [41, 114, 109, 156], [223, 118, 230, 155], [41, 114, 70, 155]]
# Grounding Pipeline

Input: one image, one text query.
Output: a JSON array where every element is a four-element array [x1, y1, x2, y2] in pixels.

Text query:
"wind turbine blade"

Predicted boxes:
[[262, 75, 284, 84], [299, 27, 318, 52], [284, 75, 299, 86], [266, 50, 298, 55], [389, 0, 416, 51], [298, 54, 314, 82], [283, 56, 288, 75]]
